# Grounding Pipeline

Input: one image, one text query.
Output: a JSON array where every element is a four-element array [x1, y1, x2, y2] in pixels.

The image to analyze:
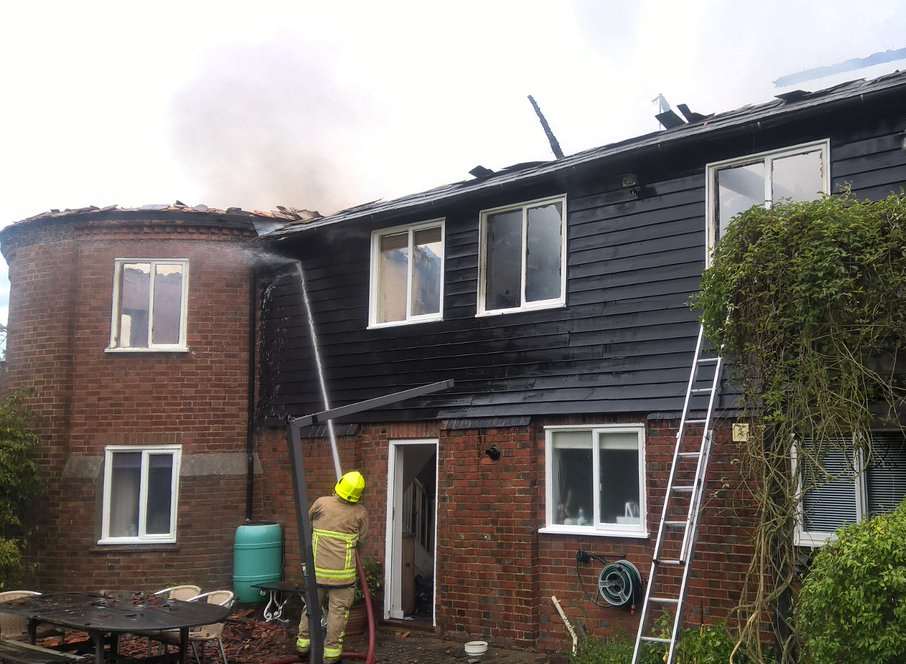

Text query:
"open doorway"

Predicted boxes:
[[384, 439, 438, 626]]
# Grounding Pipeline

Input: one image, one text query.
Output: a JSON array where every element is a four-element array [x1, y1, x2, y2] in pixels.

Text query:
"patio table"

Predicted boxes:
[[0, 592, 230, 664]]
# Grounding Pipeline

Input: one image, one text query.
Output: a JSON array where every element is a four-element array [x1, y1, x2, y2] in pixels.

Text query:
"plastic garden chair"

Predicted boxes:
[[0, 591, 41, 640], [154, 585, 202, 601], [159, 590, 234, 664], [146, 585, 203, 655]]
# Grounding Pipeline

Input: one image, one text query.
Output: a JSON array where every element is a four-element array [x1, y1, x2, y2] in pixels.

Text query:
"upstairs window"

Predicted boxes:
[[100, 445, 181, 544], [706, 140, 829, 261], [369, 221, 444, 327], [109, 259, 189, 351], [542, 425, 647, 537], [478, 195, 566, 315], [795, 431, 906, 546]]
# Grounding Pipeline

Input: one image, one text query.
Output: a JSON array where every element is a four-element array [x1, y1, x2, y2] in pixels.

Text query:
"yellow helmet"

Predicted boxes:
[[335, 470, 366, 503]]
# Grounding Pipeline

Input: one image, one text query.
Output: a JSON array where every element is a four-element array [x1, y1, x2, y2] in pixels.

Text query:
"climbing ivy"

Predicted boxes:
[[694, 193, 906, 662], [0, 393, 41, 588]]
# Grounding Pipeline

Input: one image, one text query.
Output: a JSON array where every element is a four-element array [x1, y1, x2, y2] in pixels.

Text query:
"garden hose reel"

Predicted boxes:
[[597, 559, 643, 608]]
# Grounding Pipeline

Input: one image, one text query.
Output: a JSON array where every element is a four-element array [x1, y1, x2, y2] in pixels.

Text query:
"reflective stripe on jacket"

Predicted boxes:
[[309, 495, 368, 586]]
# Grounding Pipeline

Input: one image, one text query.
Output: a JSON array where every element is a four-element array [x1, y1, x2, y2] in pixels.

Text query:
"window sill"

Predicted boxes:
[[794, 531, 834, 548], [476, 302, 565, 318], [367, 316, 442, 330], [539, 526, 649, 539], [105, 346, 190, 354], [94, 541, 179, 552]]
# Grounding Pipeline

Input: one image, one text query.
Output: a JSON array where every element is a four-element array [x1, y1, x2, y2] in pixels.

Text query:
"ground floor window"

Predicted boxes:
[[795, 431, 906, 546], [541, 425, 647, 537], [100, 445, 182, 544]]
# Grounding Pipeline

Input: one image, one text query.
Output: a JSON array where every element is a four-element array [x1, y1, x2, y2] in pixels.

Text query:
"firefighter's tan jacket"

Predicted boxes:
[[310, 494, 369, 586]]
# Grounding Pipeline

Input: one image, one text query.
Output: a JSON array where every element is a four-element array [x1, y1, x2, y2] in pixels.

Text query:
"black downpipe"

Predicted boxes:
[[245, 268, 258, 521]]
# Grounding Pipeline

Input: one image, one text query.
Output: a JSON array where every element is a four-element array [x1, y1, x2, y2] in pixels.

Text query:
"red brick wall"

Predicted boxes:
[[4, 222, 79, 579], [257, 417, 753, 652], [2, 216, 256, 592], [534, 418, 752, 652]]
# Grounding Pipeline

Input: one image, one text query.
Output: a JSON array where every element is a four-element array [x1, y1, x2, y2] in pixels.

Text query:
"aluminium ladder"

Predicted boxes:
[[631, 325, 724, 664]]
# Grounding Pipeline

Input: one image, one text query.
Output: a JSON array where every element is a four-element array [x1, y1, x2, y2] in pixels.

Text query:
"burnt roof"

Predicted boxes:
[[4, 202, 322, 238], [264, 69, 906, 239]]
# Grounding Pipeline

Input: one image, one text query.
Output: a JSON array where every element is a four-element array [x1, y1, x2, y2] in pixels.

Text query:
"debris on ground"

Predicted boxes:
[[41, 606, 554, 663]]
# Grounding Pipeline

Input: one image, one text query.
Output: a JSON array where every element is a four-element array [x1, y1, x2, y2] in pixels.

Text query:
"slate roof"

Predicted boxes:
[[264, 69, 906, 238]]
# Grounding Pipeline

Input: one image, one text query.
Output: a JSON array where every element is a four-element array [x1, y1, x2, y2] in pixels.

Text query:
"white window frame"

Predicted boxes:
[[792, 432, 905, 547], [107, 258, 190, 352], [540, 424, 648, 538], [368, 219, 445, 328], [705, 139, 830, 266], [477, 194, 568, 317], [99, 444, 182, 545]]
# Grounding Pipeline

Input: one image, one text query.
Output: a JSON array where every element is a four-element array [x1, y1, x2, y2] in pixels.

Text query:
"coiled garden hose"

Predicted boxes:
[[598, 559, 643, 608]]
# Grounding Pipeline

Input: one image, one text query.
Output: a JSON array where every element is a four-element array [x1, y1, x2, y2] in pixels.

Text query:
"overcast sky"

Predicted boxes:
[[1, 1, 904, 326]]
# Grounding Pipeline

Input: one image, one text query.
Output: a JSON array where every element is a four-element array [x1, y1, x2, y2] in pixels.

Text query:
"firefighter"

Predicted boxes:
[[297, 470, 368, 663]]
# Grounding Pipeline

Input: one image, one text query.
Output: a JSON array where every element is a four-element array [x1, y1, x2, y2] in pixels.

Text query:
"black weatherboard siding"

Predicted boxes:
[[259, 90, 906, 424]]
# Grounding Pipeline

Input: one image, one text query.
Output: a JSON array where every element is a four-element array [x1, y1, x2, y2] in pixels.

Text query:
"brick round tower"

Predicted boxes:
[[0, 204, 280, 590]]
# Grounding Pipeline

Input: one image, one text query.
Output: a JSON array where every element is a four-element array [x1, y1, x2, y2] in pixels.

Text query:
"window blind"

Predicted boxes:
[[866, 431, 906, 516], [800, 437, 858, 533]]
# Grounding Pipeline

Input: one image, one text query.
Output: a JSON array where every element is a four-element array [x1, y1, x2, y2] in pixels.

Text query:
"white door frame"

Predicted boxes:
[[384, 438, 439, 625]]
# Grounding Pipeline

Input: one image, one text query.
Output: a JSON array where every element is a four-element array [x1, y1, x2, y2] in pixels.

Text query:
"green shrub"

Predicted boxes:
[[353, 557, 383, 603], [570, 622, 749, 664], [0, 393, 41, 588], [570, 632, 649, 664], [675, 623, 747, 663], [797, 499, 906, 663]]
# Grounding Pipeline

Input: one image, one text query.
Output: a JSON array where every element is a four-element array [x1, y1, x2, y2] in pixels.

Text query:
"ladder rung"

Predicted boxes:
[[685, 419, 707, 424], [697, 356, 720, 364], [691, 388, 713, 394], [678, 451, 701, 458], [665, 520, 686, 528], [672, 485, 694, 492], [650, 596, 679, 604], [656, 559, 684, 566], [640, 636, 672, 643]]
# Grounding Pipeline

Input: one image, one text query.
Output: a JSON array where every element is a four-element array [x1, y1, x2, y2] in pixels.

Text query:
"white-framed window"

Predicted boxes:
[[705, 139, 830, 263], [100, 445, 182, 544], [477, 194, 567, 316], [108, 259, 189, 351], [794, 431, 906, 547], [369, 220, 444, 328], [541, 424, 647, 538]]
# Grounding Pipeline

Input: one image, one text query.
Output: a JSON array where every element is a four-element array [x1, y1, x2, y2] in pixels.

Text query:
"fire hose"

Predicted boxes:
[[269, 262, 377, 664]]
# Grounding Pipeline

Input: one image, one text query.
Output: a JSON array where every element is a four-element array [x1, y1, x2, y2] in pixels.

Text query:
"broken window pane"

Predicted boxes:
[[772, 150, 823, 204], [716, 162, 765, 239], [411, 227, 442, 316], [109, 452, 141, 537], [146, 454, 174, 535], [119, 263, 151, 347], [599, 432, 641, 525], [152, 264, 184, 345], [378, 232, 408, 323], [484, 209, 522, 311], [551, 431, 593, 526], [525, 202, 562, 302]]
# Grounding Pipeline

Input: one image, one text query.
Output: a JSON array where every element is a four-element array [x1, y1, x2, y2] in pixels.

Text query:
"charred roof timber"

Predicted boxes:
[[654, 93, 711, 129], [469, 165, 496, 179], [527, 94, 565, 160]]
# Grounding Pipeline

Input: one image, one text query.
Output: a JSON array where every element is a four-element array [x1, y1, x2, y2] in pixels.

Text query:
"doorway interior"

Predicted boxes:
[[384, 439, 438, 626]]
